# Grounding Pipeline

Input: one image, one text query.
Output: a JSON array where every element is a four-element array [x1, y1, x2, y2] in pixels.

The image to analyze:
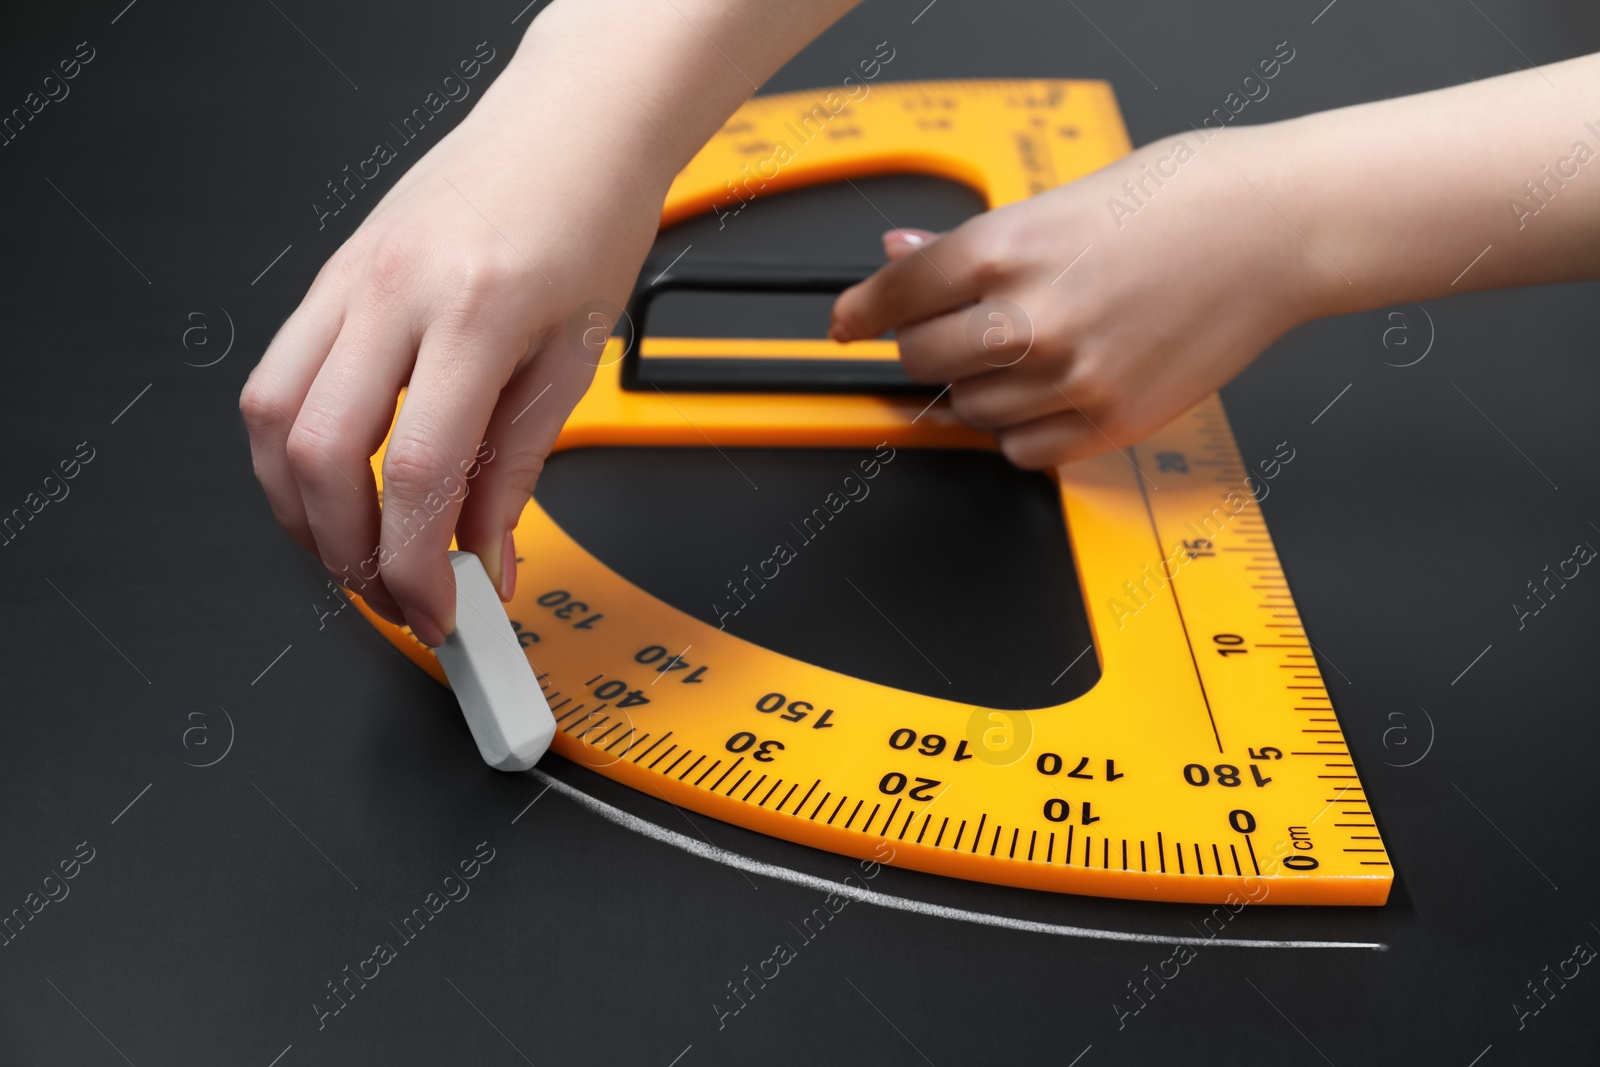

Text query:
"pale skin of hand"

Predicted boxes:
[[246, 13, 1599, 646], [240, 0, 860, 646], [830, 51, 1600, 468]]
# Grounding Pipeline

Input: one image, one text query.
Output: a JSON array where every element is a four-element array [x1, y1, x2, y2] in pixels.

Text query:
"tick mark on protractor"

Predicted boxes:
[[633, 732, 671, 763], [359, 85, 1388, 907], [1128, 443, 1225, 754]]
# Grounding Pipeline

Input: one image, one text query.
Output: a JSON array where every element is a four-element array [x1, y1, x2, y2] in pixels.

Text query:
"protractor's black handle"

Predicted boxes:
[[618, 260, 938, 395], [636, 259, 877, 294]]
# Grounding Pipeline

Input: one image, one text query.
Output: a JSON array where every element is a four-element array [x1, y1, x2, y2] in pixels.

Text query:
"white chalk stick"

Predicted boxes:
[[433, 551, 555, 772]]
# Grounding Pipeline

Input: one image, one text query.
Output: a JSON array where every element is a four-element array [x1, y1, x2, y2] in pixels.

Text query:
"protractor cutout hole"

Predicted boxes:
[[642, 173, 987, 344], [645, 172, 988, 278], [534, 448, 1100, 709]]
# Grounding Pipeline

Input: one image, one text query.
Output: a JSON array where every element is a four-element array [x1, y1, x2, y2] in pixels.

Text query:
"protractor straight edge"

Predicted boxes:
[[356, 79, 1389, 906]]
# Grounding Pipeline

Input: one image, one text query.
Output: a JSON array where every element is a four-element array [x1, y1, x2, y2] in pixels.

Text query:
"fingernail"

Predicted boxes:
[[498, 528, 517, 602], [403, 606, 448, 648], [882, 228, 932, 248]]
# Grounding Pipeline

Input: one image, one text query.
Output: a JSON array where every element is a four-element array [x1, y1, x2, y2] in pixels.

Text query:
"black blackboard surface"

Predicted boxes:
[[3, 2, 1598, 1063]]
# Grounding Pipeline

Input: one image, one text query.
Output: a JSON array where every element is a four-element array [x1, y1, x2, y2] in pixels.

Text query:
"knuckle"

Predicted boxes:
[[238, 379, 288, 437], [492, 448, 545, 493], [1061, 364, 1117, 415], [968, 221, 1021, 285], [381, 435, 451, 502], [364, 228, 425, 293], [284, 417, 354, 484], [451, 251, 522, 310]]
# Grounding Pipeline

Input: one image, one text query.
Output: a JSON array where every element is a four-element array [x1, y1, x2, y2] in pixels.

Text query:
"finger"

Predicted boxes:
[[287, 311, 417, 626], [455, 350, 594, 601], [994, 410, 1110, 470], [948, 361, 1077, 432], [377, 321, 520, 646], [892, 297, 1041, 384], [830, 224, 987, 342], [239, 289, 346, 555], [882, 228, 939, 260]]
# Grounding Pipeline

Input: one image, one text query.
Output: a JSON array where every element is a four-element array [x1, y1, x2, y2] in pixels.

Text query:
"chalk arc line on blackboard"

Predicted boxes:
[[524, 769, 1387, 951]]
